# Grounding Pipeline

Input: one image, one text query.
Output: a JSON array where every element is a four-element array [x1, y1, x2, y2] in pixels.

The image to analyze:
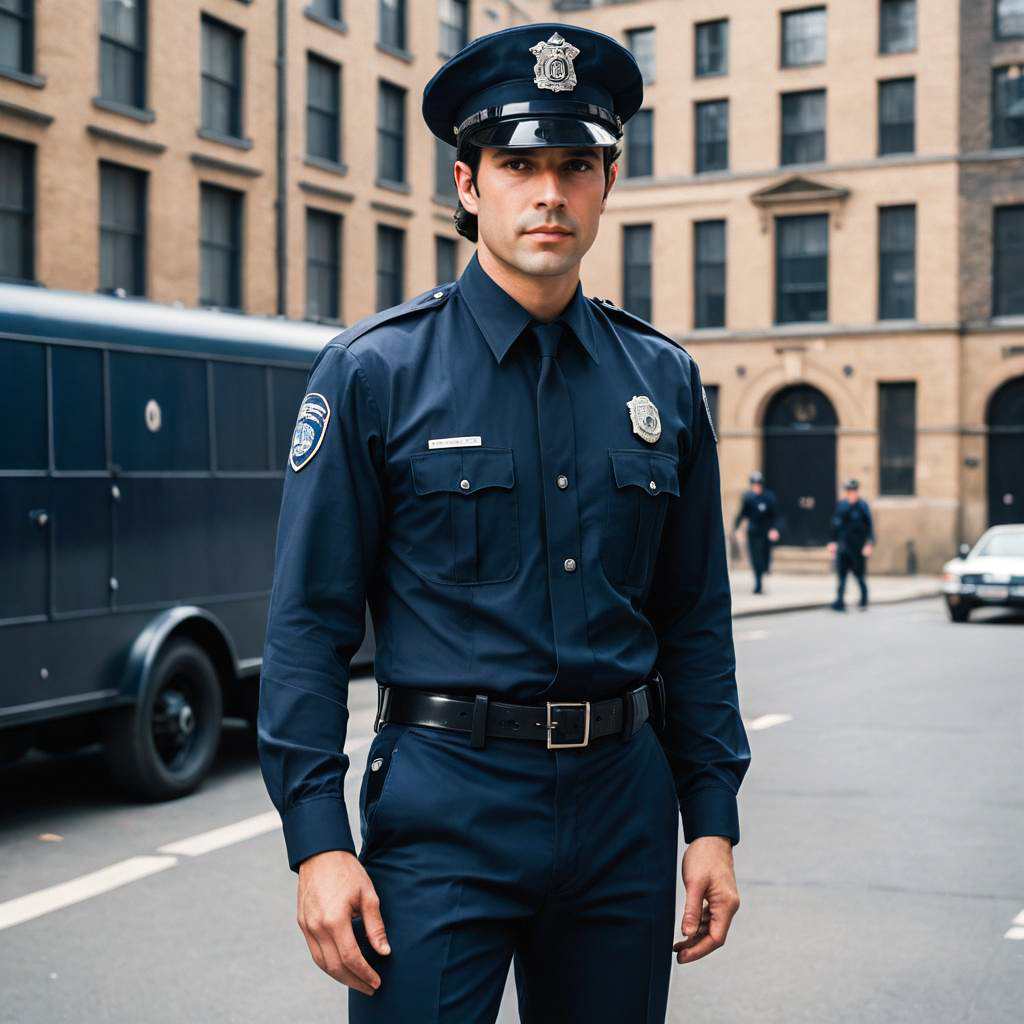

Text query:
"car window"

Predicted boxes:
[[976, 533, 1024, 558]]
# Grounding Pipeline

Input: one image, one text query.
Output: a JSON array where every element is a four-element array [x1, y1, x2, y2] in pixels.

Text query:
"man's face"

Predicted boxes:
[[845, 488, 859, 503], [751, 482, 763, 494], [455, 145, 615, 279]]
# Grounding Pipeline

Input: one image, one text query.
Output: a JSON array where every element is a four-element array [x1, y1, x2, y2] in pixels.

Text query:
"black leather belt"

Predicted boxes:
[[374, 672, 665, 750]]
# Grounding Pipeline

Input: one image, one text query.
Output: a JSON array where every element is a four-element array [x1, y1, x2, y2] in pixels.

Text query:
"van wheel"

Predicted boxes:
[[946, 602, 970, 623], [103, 639, 223, 800]]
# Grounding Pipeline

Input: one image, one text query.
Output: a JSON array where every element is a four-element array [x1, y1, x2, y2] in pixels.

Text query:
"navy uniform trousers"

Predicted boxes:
[[349, 718, 679, 1023]]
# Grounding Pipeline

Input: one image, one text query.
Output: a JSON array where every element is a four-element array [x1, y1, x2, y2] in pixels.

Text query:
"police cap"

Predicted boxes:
[[843, 478, 860, 491], [749, 471, 764, 485], [422, 23, 644, 150]]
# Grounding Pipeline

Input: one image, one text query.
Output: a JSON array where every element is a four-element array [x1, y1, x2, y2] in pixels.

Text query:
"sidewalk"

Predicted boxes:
[[729, 567, 942, 617]]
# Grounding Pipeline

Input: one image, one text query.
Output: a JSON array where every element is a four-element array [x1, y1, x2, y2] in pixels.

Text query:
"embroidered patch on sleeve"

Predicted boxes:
[[289, 392, 331, 472]]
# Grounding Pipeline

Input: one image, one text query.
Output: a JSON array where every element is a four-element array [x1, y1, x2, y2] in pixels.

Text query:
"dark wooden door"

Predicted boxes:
[[763, 385, 838, 547], [987, 376, 1024, 528]]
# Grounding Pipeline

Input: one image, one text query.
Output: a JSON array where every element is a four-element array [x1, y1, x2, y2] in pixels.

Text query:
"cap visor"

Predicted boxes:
[[465, 117, 619, 149]]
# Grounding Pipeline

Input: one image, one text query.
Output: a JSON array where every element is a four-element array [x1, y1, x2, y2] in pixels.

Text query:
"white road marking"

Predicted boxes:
[[1013, 909, 1024, 927], [746, 713, 793, 731], [0, 855, 178, 932], [736, 629, 770, 641], [157, 811, 281, 857], [1004, 927, 1024, 940]]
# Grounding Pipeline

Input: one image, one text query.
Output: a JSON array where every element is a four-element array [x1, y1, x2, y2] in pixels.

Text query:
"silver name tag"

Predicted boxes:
[[427, 436, 482, 450]]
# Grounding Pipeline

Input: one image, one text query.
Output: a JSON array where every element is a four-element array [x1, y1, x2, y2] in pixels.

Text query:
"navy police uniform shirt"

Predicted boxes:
[[831, 498, 875, 552], [733, 489, 780, 537], [258, 253, 752, 871]]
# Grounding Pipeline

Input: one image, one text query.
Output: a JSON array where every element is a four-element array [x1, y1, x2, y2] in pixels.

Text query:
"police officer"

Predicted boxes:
[[733, 471, 780, 594], [828, 478, 875, 611], [258, 23, 750, 1024]]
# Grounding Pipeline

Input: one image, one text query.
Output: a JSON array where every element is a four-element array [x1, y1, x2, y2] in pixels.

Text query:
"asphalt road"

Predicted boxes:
[[1, 598, 1021, 1023]]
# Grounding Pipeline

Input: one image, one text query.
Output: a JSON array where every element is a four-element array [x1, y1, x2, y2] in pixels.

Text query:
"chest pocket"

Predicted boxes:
[[407, 447, 519, 585], [602, 448, 680, 589]]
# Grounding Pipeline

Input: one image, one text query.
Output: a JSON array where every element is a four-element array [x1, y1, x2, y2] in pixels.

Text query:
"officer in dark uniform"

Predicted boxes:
[[828, 478, 875, 611], [732, 470, 780, 594], [258, 23, 750, 1024]]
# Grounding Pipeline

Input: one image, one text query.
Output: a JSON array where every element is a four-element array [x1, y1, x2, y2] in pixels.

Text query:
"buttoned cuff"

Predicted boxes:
[[281, 796, 357, 873], [679, 787, 740, 847]]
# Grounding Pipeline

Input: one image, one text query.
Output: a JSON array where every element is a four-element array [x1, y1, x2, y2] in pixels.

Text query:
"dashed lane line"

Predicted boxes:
[[746, 714, 793, 731], [1005, 909, 1024, 940], [0, 734, 374, 932]]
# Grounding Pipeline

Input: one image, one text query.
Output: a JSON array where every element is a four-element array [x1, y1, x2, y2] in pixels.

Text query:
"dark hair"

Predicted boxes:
[[453, 140, 623, 243]]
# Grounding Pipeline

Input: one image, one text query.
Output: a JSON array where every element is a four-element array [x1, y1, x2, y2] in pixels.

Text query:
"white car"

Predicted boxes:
[[942, 525, 1024, 622]]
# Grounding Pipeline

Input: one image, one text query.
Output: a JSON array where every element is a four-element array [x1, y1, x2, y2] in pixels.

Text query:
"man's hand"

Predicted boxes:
[[673, 836, 739, 965], [827, 541, 837, 557], [862, 542, 873, 557], [768, 528, 780, 543], [297, 850, 390, 995]]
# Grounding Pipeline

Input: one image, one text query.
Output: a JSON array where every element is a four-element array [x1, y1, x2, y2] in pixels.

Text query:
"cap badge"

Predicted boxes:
[[627, 395, 661, 444], [530, 33, 580, 93]]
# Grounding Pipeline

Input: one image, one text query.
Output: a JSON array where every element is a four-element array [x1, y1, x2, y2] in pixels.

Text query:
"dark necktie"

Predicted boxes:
[[529, 321, 594, 693]]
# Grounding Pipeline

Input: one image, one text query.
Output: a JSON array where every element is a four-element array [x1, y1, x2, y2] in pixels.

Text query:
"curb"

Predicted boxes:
[[732, 587, 943, 618]]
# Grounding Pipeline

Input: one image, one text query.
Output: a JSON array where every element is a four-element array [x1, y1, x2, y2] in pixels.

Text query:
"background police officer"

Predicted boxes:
[[733, 470, 780, 594], [258, 23, 750, 1024], [828, 478, 875, 610]]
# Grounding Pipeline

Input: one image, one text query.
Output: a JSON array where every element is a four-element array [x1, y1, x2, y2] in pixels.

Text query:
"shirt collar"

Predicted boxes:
[[457, 252, 601, 366]]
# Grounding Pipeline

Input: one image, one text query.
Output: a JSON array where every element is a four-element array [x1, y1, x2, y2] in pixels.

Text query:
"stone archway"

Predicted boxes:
[[987, 375, 1024, 527], [763, 384, 838, 546]]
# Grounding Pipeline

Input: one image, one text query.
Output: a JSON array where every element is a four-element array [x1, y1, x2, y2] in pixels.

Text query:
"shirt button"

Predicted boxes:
[[649, 480, 657, 491], [556, 474, 569, 490], [460, 478, 470, 490], [563, 557, 577, 573]]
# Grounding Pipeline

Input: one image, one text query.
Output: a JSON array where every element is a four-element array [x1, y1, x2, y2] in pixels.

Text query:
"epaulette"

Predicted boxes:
[[588, 296, 689, 355], [335, 284, 453, 349]]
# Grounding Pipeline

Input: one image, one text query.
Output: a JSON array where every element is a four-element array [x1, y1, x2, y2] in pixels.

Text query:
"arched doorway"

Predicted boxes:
[[987, 375, 1024, 527], [763, 384, 838, 546]]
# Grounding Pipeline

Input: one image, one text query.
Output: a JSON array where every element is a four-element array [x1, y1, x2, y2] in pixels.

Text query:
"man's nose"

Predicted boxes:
[[534, 168, 567, 208]]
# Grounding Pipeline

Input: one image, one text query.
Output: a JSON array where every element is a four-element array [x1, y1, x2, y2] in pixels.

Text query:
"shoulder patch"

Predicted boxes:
[[338, 286, 452, 350], [701, 385, 718, 444], [289, 392, 331, 472], [588, 296, 688, 355]]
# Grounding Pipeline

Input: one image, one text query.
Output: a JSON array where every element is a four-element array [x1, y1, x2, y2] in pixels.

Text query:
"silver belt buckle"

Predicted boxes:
[[546, 701, 591, 749]]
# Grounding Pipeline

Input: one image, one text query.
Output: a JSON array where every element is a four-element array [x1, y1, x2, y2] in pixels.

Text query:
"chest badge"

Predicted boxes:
[[289, 392, 331, 472], [530, 33, 580, 93], [627, 395, 661, 444]]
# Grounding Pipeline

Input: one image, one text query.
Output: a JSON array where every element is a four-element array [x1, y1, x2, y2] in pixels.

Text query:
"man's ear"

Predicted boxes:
[[600, 160, 619, 212], [454, 160, 480, 215]]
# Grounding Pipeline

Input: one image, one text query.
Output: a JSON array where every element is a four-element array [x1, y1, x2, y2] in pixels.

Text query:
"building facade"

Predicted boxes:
[[0, 0, 540, 326], [554, 0, 1024, 573]]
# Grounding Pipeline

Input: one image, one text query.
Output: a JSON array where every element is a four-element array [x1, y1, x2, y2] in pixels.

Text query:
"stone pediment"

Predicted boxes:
[[750, 175, 851, 231]]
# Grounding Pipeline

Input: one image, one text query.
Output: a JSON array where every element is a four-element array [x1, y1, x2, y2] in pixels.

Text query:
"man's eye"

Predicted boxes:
[[503, 159, 528, 170], [568, 160, 595, 172]]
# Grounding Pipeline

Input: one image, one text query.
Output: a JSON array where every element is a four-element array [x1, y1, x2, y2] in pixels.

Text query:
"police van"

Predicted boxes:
[[0, 284, 373, 798]]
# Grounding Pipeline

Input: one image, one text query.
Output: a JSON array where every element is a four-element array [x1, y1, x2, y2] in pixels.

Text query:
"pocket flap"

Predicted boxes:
[[608, 449, 680, 497], [410, 447, 516, 496]]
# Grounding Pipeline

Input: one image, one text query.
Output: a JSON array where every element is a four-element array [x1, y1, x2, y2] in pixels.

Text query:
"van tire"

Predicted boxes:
[[103, 639, 223, 800]]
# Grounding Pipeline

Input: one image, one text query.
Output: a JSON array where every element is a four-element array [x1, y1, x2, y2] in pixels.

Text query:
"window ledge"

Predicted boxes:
[[0, 67, 46, 88], [780, 61, 826, 70], [92, 97, 156, 123], [304, 155, 348, 176], [376, 178, 411, 194], [694, 71, 726, 80], [878, 47, 917, 56], [304, 8, 347, 34], [197, 128, 253, 151], [376, 41, 414, 64]]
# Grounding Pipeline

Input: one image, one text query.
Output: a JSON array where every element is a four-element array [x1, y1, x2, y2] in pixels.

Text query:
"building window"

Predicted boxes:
[[995, 0, 1024, 39], [0, 136, 34, 282], [781, 89, 826, 165], [376, 224, 404, 310], [992, 66, 1024, 150], [695, 99, 728, 173], [439, 0, 469, 59], [781, 7, 826, 68], [200, 183, 243, 309], [695, 19, 728, 77], [100, 0, 146, 109], [308, 0, 341, 20], [306, 208, 341, 321], [307, 54, 341, 164], [379, 0, 406, 52], [377, 81, 406, 185], [694, 220, 726, 329], [100, 161, 146, 296], [0, 0, 33, 74], [775, 214, 828, 324], [994, 205, 1024, 316], [878, 205, 916, 320], [625, 108, 653, 178], [435, 138, 457, 202], [436, 235, 457, 284], [880, 0, 916, 53], [878, 382, 916, 496], [626, 27, 655, 83], [878, 77, 915, 155], [622, 224, 652, 323], [201, 15, 244, 140]]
